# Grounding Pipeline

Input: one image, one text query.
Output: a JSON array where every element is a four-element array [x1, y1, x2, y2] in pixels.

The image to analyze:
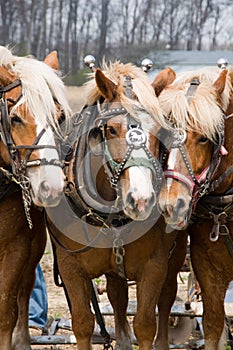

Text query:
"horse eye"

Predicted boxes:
[[108, 126, 117, 136], [11, 115, 23, 124], [198, 136, 208, 143]]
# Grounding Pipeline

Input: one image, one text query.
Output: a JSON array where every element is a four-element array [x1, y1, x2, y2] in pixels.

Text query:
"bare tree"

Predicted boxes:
[[97, 0, 110, 63], [195, 0, 213, 50], [1, 0, 233, 77]]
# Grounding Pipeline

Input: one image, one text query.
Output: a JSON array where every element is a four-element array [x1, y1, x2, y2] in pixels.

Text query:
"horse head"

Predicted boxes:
[[0, 46, 72, 208], [153, 67, 231, 231], [84, 61, 168, 221]]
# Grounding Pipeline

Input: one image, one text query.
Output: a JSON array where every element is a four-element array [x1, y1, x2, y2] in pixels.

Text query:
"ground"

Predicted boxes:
[[32, 237, 192, 350]]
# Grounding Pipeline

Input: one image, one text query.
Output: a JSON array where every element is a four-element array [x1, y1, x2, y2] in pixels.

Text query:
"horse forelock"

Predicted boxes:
[[0, 46, 72, 130], [85, 61, 167, 128], [159, 67, 232, 140]]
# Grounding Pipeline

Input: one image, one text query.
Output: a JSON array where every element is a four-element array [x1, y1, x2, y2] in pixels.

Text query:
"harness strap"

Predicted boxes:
[[90, 281, 113, 349], [46, 214, 99, 254], [0, 79, 21, 94], [209, 164, 233, 193]]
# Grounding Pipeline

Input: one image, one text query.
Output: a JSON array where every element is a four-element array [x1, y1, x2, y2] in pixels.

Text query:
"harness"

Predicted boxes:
[[50, 76, 162, 270], [160, 76, 233, 256], [0, 79, 63, 228]]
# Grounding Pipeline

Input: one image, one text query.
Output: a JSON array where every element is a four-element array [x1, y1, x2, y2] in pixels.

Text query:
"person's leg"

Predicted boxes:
[[29, 263, 48, 330]]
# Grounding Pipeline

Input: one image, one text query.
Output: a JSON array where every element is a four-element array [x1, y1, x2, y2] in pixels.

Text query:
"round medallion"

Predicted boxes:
[[126, 127, 147, 148], [172, 128, 187, 147]]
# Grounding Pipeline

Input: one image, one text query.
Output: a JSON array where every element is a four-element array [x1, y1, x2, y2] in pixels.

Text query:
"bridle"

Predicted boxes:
[[95, 104, 163, 193], [0, 79, 63, 227], [95, 74, 163, 195], [163, 78, 225, 211], [0, 80, 63, 173]]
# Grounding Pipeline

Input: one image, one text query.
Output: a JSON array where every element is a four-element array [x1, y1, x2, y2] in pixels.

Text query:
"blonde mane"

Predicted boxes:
[[85, 61, 166, 128], [0, 46, 72, 130], [158, 67, 232, 140]]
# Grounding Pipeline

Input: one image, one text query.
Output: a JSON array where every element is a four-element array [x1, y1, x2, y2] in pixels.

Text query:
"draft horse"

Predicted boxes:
[[154, 66, 233, 349], [0, 46, 71, 350], [46, 61, 187, 350]]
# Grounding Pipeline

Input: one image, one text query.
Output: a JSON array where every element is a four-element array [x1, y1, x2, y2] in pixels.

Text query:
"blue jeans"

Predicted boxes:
[[29, 264, 48, 329]]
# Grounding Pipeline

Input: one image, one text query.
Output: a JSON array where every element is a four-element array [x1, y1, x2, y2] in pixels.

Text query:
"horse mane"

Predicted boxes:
[[158, 67, 232, 141], [0, 46, 72, 131], [84, 60, 166, 128]]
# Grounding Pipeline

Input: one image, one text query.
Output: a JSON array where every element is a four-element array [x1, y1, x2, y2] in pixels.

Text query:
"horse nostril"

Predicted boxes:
[[176, 198, 186, 211], [126, 192, 135, 209], [165, 204, 174, 216], [39, 181, 51, 198]]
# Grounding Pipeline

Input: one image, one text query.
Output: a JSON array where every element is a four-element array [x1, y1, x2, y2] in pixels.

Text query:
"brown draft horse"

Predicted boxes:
[[46, 62, 187, 350], [154, 66, 233, 349], [0, 46, 71, 350]]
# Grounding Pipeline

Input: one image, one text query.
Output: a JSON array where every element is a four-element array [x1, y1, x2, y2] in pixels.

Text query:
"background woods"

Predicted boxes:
[[1, 0, 233, 83]]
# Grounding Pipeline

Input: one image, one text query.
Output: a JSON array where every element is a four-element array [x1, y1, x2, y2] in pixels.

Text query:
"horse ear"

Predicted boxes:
[[44, 51, 59, 70], [95, 68, 117, 101], [213, 69, 227, 96], [88, 127, 103, 155], [152, 67, 176, 97]]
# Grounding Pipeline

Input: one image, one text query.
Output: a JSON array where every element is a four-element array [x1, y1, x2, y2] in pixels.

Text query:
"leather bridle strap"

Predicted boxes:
[[0, 79, 21, 94], [209, 164, 233, 193], [16, 127, 62, 168]]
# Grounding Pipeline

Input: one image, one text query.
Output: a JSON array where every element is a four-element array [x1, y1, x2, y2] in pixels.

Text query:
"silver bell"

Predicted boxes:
[[84, 55, 96, 71], [141, 58, 153, 72], [217, 57, 229, 70]]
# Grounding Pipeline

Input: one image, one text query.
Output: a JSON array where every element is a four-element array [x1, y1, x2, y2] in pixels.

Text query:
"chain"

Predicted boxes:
[[0, 167, 33, 228], [113, 233, 126, 278], [19, 174, 33, 229], [0, 166, 21, 184]]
